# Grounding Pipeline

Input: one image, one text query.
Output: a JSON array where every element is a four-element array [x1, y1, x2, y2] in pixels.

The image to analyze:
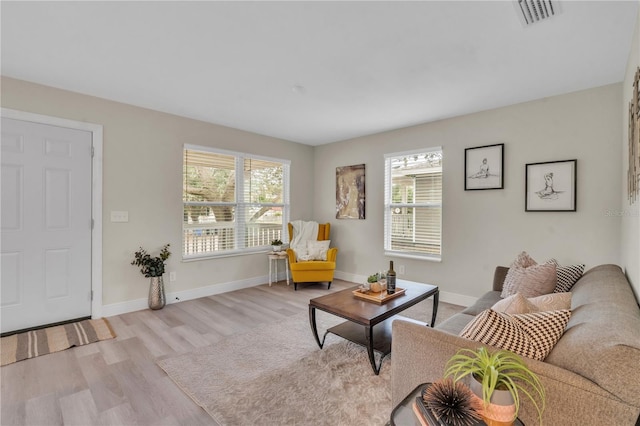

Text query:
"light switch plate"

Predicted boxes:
[[110, 211, 129, 222]]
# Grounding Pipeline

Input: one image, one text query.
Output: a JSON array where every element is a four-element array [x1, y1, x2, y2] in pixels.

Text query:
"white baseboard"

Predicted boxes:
[[334, 271, 367, 286], [102, 270, 477, 317], [101, 275, 269, 317], [439, 292, 477, 308], [334, 270, 477, 307]]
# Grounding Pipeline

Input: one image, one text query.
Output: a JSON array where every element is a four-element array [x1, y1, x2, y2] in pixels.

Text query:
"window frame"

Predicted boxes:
[[183, 144, 290, 260], [384, 147, 443, 262]]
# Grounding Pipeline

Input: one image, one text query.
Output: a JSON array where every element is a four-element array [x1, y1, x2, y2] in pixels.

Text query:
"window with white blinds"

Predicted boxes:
[[183, 144, 290, 259], [384, 147, 443, 260]]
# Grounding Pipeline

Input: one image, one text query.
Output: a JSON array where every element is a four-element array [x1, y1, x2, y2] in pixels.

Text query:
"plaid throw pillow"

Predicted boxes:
[[460, 309, 571, 361], [548, 260, 585, 292]]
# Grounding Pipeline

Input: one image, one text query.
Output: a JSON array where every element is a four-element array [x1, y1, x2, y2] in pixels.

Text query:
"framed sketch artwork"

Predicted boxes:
[[336, 164, 365, 219], [464, 143, 504, 190], [628, 66, 640, 204], [525, 159, 577, 212]]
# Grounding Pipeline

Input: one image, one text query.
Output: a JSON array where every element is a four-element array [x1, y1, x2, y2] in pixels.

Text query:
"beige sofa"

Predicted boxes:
[[391, 264, 640, 425]]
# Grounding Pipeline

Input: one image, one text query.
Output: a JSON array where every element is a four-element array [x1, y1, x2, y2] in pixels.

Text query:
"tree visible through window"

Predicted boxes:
[[384, 148, 442, 260], [183, 145, 290, 258]]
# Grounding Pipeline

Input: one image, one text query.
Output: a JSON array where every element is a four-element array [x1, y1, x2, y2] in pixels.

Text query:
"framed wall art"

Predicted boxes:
[[525, 159, 577, 212], [336, 163, 365, 219], [464, 143, 504, 190], [628, 66, 640, 204]]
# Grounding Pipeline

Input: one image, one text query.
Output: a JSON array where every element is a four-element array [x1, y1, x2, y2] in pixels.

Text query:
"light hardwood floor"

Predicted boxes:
[[1, 279, 454, 425]]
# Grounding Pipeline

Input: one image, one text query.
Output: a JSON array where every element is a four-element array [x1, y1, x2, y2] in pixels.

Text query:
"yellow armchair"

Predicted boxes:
[[286, 222, 337, 291]]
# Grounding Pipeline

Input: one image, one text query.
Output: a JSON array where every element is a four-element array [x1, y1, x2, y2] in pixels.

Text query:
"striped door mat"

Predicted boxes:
[[0, 318, 116, 366]]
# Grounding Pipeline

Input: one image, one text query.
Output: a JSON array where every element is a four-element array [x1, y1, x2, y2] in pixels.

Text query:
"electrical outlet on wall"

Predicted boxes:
[[169, 271, 176, 282], [398, 265, 405, 275]]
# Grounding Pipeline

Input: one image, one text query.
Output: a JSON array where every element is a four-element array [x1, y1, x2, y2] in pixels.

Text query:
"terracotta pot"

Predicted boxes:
[[370, 282, 382, 292]]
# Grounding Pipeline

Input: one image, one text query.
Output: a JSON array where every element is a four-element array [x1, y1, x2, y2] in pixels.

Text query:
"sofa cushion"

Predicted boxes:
[[461, 291, 502, 316], [492, 292, 572, 314], [460, 309, 571, 361], [501, 262, 557, 298], [436, 313, 476, 335], [289, 260, 335, 271]]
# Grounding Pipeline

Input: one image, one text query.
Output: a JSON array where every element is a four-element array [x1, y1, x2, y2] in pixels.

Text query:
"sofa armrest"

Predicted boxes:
[[391, 320, 640, 425], [493, 266, 509, 291]]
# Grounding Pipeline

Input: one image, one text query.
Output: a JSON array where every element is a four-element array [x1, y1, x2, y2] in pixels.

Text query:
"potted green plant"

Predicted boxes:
[[131, 244, 171, 310], [366, 273, 382, 292], [270, 239, 283, 252], [444, 347, 545, 425]]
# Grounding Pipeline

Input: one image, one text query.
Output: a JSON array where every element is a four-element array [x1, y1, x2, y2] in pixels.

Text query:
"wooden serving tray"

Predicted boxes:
[[352, 287, 406, 304]]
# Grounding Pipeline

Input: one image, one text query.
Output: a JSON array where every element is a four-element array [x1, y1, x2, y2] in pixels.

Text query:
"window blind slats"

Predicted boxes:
[[183, 146, 289, 258], [384, 149, 442, 258], [243, 158, 284, 204]]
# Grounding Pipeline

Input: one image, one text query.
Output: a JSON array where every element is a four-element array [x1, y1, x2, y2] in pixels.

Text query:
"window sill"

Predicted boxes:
[[182, 248, 275, 262], [384, 251, 441, 262]]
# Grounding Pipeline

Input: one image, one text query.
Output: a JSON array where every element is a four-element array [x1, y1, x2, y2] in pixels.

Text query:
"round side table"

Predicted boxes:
[[390, 383, 524, 426]]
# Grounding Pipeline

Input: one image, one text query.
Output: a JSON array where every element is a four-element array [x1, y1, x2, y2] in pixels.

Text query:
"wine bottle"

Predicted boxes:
[[387, 261, 396, 295]]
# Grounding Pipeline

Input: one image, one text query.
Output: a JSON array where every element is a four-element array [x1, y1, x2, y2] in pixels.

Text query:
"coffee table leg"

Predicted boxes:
[[366, 325, 382, 375], [309, 306, 325, 349], [431, 290, 439, 328]]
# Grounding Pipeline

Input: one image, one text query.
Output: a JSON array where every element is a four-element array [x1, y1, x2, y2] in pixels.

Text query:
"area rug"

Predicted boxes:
[[158, 299, 462, 426], [0, 318, 116, 366]]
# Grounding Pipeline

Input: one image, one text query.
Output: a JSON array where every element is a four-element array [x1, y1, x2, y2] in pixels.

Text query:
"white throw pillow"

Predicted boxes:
[[294, 247, 309, 262], [306, 240, 331, 261], [296, 240, 331, 261]]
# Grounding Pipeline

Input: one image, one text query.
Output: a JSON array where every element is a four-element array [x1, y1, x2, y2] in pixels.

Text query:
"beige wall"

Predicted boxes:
[[621, 6, 640, 298], [0, 75, 629, 310], [1, 77, 315, 309], [315, 84, 623, 301]]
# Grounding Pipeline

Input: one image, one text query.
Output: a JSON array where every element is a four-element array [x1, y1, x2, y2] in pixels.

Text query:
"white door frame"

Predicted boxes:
[[2, 108, 103, 319]]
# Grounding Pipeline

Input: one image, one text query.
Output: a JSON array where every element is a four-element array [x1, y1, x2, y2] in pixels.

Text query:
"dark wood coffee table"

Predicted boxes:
[[308, 279, 439, 375]]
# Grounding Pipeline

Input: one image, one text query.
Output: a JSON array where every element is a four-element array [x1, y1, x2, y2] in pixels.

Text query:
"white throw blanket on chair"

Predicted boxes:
[[290, 220, 319, 258]]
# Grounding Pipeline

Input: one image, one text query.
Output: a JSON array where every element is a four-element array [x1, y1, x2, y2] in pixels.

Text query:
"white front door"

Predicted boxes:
[[1, 117, 93, 333]]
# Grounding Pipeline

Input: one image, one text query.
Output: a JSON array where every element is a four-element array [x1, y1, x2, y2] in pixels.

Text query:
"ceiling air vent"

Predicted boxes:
[[516, 0, 557, 25]]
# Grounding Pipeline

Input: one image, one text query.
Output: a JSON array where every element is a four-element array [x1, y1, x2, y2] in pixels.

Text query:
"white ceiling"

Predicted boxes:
[[1, 1, 638, 146]]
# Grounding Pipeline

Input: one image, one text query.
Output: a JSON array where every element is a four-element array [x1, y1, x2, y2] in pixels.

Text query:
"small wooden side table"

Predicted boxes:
[[268, 251, 290, 286]]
